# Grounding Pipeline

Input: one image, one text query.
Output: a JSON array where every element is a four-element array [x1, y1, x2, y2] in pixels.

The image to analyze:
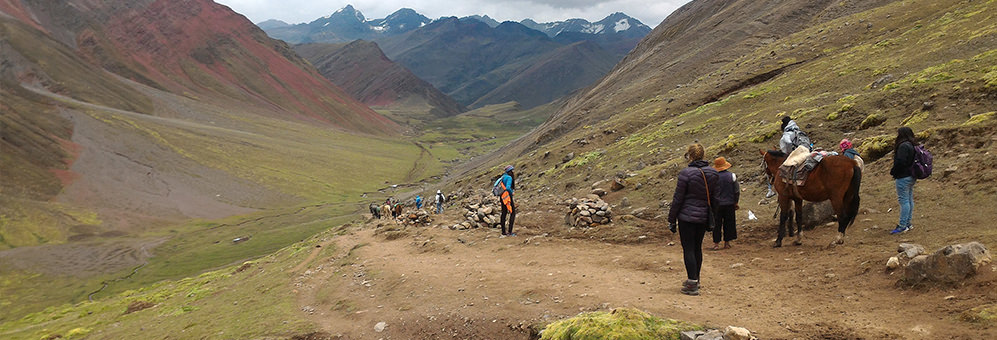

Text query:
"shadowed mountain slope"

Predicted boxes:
[[471, 40, 617, 108], [295, 40, 466, 118]]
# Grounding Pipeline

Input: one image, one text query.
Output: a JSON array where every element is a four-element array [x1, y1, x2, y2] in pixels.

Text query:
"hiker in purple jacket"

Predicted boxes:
[[667, 143, 719, 296]]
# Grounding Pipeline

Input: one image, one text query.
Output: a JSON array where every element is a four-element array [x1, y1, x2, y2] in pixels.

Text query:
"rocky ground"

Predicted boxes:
[[289, 173, 997, 339]]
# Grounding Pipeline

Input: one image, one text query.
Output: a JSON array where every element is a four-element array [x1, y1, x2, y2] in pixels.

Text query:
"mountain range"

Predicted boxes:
[[260, 5, 651, 48], [264, 7, 649, 110]]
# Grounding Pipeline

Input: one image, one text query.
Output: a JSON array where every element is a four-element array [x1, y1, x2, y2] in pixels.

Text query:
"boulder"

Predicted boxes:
[[801, 201, 835, 229], [898, 243, 926, 260], [631, 207, 649, 218], [697, 329, 723, 340], [611, 178, 626, 191], [621, 197, 631, 208], [592, 188, 607, 196], [681, 331, 705, 340], [723, 326, 752, 340], [563, 152, 575, 163], [901, 242, 992, 286], [887, 256, 900, 270]]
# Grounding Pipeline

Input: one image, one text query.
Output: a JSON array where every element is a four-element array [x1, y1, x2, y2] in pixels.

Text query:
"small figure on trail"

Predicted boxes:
[[494, 165, 517, 237], [369, 202, 381, 219], [415, 195, 423, 209], [711, 157, 739, 251], [434, 190, 446, 214], [380, 204, 391, 220], [667, 144, 718, 296], [890, 127, 918, 234], [839, 138, 864, 169]]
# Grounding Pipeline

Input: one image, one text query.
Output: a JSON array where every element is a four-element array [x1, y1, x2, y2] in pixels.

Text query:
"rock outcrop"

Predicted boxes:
[[890, 242, 993, 286]]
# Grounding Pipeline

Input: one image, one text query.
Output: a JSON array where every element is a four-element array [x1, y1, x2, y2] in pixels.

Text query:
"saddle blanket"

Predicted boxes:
[[779, 147, 838, 186]]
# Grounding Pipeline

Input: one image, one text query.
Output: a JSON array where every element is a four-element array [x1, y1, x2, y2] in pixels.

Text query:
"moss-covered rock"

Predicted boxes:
[[960, 303, 997, 325], [539, 308, 701, 340]]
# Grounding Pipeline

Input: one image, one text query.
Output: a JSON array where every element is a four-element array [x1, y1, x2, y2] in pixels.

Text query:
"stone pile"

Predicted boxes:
[[564, 197, 612, 227], [450, 192, 503, 230], [886, 242, 992, 286], [398, 209, 432, 226]]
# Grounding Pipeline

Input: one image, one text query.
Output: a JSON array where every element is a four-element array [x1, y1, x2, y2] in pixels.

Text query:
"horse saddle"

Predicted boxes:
[[779, 146, 823, 186]]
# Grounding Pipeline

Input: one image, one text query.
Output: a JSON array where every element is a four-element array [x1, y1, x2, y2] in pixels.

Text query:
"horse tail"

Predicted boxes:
[[843, 165, 862, 228]]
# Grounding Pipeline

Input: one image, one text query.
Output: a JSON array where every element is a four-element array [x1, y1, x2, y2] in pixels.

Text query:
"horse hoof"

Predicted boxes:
[[773, 242, 782, 248], [793, 240, 803, 246]]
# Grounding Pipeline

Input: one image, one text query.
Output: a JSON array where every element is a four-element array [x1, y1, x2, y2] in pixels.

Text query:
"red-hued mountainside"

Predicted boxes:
[[295, 40, 466, 118], [0, 0, 404, 249], [7, 0, 397, 134]]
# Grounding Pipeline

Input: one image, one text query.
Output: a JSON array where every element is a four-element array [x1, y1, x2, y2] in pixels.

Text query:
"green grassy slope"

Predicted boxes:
[[0, 224, 353, 340]]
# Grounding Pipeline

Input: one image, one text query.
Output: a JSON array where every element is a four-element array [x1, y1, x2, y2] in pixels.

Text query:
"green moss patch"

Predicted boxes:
[[960, 303, 997, 324], [539, 308, 701, 340]]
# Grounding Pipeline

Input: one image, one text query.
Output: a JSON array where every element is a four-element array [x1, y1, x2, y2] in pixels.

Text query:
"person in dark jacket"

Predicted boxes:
[[711, 157, 739, 250], [889, 127, 917, 234], [668, 144, 719, 296]]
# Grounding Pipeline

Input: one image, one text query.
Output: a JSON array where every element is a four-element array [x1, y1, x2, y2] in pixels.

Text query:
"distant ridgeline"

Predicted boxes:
[[261, 6, 653, 109]]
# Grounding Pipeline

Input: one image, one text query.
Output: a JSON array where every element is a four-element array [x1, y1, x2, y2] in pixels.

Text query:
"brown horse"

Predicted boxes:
[[760, 150, 862, 247]]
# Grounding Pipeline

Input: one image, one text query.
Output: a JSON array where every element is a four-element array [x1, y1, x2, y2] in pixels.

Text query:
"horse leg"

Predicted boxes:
[[775, 200, 790, 248], [830, 198, 848, 246], [794, 199, 804, 246], [786, 207, 795, 237]]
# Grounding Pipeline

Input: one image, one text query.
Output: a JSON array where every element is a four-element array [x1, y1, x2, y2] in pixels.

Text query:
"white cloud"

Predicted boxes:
[[216, 0, 691, 27]]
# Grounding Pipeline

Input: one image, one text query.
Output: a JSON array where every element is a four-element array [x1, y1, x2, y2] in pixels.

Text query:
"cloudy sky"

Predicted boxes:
[[216, 0, 691, 28]]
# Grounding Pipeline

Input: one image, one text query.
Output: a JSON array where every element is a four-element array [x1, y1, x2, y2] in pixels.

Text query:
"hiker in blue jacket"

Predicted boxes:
[[415, 195, 423, 209], [890, 127, 917, 234], [497, 165, 516, 236]]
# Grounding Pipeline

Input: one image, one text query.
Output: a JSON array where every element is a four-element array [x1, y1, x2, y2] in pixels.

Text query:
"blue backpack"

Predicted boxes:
[[910, 144, 932, 179]]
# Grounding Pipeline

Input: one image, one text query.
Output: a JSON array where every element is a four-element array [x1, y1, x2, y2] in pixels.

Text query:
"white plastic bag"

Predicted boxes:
[[747, 210, 757, 221]]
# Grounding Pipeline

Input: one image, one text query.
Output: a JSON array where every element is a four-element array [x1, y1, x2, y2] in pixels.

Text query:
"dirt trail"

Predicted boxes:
[[289, 194, 997, 340]]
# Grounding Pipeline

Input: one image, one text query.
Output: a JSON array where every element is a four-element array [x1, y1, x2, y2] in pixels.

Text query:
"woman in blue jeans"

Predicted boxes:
[[890, 127, 917, 234]]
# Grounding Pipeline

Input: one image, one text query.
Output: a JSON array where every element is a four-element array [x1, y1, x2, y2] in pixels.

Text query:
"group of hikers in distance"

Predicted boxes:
[[369, 190, 447, 220], [368, 115, 928, 297]]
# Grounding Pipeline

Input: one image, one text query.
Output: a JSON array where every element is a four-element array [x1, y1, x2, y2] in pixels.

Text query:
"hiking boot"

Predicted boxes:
[[889, 225, 911, 235], [681, 280, 700, 296], [765, 188, 776, 198], [508, 233, 517, 237]]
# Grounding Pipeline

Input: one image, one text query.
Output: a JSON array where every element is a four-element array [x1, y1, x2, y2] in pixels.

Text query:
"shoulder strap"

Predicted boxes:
[[699, 168, 711, 208]]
